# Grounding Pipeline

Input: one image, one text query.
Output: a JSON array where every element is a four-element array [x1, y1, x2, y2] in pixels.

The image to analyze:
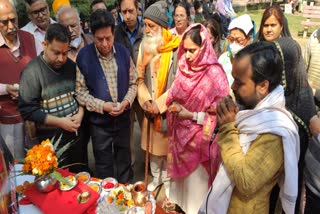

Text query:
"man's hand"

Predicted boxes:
[[216, 97, 239, 126], [109, 100, 130, 117], [59, 117, 81, 133], [6, 84, 18, 99], [70, 107, 84, 125], [142, 100, 153, 112], [151, 101, 160, 115], [310, 113, 320, 138], [103, 102, 117, 113], [143, 100, 156, 120]]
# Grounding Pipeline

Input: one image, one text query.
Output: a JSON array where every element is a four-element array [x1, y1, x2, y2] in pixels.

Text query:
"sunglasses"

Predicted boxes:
[[0, 17, 17, 26]]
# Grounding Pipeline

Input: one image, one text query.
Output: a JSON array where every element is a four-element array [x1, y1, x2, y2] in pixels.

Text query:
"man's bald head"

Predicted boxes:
[[0, 0, 18, 43]]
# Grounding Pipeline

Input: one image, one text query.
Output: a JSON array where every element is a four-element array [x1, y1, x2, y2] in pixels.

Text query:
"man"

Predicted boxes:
[[115, 0, 144, 167], [75, 10, 137, 183], [137, 1, 142, 23], [202, 0, 213, 19], [22, 0, 54, 55], [305, 28, 320, 107], [0, 0, 36, 159], [107, 4, 119, 26], [199, 42, 300, 213], [56, 6, 93, 61], [136, 1, 180, 195], [90, 0, 107, 13], [18, 23, 85, 172], [56, 6, 93, 173], [115, 0, 143, 63], [305, 112, 320, 213]]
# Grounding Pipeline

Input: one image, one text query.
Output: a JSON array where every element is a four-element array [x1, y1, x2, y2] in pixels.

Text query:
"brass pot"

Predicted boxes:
[[34, 174, 57, 193], [131, 181, 148, 207]]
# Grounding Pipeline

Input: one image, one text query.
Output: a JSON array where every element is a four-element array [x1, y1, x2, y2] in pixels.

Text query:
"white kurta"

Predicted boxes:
[[169, 165, 209, 214]]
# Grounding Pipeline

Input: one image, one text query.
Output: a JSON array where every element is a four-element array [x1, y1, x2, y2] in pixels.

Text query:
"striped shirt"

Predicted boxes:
[[76, 46, 137, 114]]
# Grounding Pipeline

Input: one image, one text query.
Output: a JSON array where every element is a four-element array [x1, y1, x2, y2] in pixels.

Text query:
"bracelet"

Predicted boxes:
[[197, 112, 205, 125], [192, 112, 198, 121]]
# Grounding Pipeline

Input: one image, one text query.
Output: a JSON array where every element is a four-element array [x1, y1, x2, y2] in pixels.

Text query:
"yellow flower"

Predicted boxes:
[[32, 168, 39, 175], [23, 139, 59, 176]]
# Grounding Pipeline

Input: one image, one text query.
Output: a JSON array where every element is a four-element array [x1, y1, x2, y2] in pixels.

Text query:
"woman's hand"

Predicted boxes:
[[169, 103, 193, 120]]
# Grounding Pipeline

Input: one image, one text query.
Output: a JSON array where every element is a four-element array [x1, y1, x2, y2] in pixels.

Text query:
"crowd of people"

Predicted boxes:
[[1, 0, 320, 213]]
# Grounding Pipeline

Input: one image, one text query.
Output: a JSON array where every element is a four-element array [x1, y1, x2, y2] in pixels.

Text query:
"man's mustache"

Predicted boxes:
[[7, 29, 17, 35]]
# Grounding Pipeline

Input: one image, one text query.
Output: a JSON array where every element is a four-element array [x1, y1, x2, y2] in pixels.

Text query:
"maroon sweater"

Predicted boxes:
[[0, 30, 36, 124]]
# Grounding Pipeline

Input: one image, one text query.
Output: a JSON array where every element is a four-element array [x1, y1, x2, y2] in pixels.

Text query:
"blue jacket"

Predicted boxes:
[[77, 42, 130, 127]]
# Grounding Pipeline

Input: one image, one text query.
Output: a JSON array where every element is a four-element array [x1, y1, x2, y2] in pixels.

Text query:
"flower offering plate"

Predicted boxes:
[[59, 175, 78, 191], [75, 172, 91, 184], [87, 181, 102, 194], [96, 185, 156, 214]]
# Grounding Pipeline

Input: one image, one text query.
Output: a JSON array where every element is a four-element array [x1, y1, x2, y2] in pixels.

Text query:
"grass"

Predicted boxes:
[[237, 9, 319, 50]]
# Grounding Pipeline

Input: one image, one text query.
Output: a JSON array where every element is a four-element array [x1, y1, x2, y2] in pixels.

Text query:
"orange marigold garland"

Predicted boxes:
[[22, 139, 58, 176], [16, 135, 76, 186]]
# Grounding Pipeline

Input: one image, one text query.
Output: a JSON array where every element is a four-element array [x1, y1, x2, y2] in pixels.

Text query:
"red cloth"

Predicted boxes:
[[22, 169, 99, 214]]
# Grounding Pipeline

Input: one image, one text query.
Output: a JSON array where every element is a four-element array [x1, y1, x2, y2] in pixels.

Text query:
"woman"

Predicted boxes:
[[166, 24, 229, 214], [218, 14, 254, 86], [269, 37, 316, 214], [202, 18, 228, 57], [170, 3, 190, 38], [257, 5, 291, 42]]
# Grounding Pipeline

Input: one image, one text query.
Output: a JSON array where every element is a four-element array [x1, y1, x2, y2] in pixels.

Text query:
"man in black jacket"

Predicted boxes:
[[114, 0, 144, 167]]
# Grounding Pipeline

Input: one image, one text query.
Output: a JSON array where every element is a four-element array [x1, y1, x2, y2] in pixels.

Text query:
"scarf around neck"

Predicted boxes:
[[166, 24, 229, 178], [199, 85, 300, 214], [141, 28, 180, 131]]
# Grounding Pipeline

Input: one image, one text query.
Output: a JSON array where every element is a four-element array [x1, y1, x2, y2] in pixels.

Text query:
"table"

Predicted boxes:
[[14, 164, 42, 214], [15, 165, 165, 214]]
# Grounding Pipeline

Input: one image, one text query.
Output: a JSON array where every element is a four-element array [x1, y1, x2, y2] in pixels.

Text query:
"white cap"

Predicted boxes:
[[228, 14, 254, 36]]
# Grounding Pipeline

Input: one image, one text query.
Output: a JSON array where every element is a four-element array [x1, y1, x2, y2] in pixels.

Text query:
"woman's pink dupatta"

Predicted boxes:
[[166, 24, 229, 180]]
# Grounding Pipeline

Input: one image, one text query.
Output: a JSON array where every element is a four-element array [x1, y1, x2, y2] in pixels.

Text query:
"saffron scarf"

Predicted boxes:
[[141, 28, 180, 131]]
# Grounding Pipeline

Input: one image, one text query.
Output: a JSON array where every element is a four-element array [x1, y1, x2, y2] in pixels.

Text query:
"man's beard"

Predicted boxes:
[[142, 28, 163, 56], [233, 90, 259, 110]]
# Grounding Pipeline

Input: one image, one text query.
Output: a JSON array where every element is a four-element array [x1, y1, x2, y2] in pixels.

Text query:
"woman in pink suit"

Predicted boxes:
[[166, 23, 229, 214]]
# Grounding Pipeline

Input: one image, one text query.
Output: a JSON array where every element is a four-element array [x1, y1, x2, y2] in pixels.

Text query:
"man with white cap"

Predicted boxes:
[[136, 0, 180, 196], [218, 14, 254, 87]]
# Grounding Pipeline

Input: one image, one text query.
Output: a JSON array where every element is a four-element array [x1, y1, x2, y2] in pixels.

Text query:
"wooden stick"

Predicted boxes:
[[144, 120, 151, 187]]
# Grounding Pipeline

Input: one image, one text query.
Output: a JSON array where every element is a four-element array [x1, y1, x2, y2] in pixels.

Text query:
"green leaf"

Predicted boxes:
[[9, 172, 27, 179], [50, 171, 72, 187], [56, 139, 75, 160], [59, 163, 86, 169], [52, 134, 63, 151]]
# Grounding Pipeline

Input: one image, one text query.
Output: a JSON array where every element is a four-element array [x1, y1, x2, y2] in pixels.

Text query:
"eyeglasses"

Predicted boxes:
[[0, 17, 17, 26], [30, 6, 48, 17], [174, 14, 187, 19], [227, 36, 246, 45]]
